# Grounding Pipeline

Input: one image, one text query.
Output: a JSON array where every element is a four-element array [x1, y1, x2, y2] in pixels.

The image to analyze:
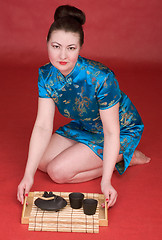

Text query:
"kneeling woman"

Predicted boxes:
[[17, 5, 150, 208]]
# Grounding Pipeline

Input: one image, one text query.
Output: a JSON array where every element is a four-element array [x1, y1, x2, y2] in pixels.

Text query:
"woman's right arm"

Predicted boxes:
[[17, 97, 55, 204]]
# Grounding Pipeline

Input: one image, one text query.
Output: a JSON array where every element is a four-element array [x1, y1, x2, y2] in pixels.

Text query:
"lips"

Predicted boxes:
[[59, 62, 68, 65]]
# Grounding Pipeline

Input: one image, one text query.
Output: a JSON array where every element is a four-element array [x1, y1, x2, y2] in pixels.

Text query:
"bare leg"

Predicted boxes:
[[38, 134, 103, 183], [117, 150, 151, 167], [67, 167, 103, 183], [46, 141, 103, 183], [38, 134, 77, 172], [129, 150, 151, 166], [38, 134, 150, 184]]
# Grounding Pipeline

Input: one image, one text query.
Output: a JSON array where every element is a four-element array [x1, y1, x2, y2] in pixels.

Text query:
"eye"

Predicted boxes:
[[68, 46, 76, 51], [52, 44, 60, 49]]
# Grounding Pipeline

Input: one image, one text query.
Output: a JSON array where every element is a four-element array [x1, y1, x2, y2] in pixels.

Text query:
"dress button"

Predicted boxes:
[[67, 77, 72, 84]]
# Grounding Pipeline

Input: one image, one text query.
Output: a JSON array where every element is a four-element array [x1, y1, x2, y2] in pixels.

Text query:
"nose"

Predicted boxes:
[[60, 48, 67, 60]]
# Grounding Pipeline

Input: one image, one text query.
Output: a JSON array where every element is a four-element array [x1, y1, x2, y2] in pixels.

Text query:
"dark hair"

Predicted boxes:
[[47, 5, 86, 46]]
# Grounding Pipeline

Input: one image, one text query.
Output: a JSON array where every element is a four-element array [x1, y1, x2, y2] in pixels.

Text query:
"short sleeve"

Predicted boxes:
[[97, 72, 121, 109], [38, 69, 51, 98]]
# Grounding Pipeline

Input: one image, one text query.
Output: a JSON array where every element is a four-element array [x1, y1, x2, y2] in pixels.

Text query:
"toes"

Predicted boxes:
[[146, 157, 151, 163]]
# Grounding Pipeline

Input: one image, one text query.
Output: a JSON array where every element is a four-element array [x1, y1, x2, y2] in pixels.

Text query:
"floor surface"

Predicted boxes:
[[0, 62, 161, 240], [1, 0, 162, 239]]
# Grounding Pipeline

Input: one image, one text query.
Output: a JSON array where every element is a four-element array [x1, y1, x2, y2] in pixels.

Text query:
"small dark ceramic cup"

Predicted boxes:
[[69, 192, 84, 209], [83, 199, 98, 215]]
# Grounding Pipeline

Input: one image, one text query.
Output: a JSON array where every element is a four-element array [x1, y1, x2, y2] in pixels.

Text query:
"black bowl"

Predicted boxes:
[[34, 192, 67, 211], [69, 192, 84, 209], [83, 199, 98, 215]]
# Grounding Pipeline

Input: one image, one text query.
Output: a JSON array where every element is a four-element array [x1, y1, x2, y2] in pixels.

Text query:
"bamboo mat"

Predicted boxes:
[[28, 192, 100, 233]]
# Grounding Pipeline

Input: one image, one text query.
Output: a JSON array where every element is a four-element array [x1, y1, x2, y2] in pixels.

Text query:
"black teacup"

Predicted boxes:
[[83, 199, 98, 215], [69, 192, 84, 209]]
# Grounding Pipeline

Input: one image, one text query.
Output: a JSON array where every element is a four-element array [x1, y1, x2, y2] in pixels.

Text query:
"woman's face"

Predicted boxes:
[[47, 30, 81, 76]]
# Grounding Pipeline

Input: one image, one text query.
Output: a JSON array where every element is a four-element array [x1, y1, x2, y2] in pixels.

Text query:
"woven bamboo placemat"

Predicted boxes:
[[22, 191, 108, 233]]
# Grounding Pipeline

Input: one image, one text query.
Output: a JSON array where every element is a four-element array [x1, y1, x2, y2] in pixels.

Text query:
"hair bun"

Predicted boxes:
[[54, 5, 86, 25]]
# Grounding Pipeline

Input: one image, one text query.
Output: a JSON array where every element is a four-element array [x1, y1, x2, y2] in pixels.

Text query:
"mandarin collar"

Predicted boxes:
[[54, 56, 82, 81]]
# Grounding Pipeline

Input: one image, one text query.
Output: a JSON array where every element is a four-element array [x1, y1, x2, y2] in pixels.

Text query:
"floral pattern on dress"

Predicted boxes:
[[38, 56, 144, 175]]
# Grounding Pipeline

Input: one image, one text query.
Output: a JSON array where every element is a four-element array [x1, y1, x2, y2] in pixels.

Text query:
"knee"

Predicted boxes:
[[47, 162, 70, 184]]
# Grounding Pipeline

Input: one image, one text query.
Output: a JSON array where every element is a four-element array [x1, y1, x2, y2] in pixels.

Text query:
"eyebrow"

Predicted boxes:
[[51, 42, 77, 47]]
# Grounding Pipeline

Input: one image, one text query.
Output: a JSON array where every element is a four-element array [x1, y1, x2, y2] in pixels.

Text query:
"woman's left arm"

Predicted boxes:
[[99, 102, 120, 208]]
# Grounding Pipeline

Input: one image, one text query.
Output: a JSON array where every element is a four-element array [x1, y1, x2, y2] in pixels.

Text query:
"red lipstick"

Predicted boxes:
[[59, 62, 67, 65]]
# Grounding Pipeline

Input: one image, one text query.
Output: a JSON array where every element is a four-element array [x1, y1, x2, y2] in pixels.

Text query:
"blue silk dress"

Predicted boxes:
[[38, 56, 144, 174]]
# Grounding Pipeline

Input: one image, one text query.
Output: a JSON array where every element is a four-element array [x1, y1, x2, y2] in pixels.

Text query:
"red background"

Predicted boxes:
[[0, 0, 162, 240], [1, 0, 162, 66]]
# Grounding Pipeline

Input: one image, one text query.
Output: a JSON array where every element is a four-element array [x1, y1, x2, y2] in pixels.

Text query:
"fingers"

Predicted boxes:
[[17, 183, 29, 205], [101, 182, 118, 208], [105, 190, 118, 208], [25, 185, 30, 197], [17, 176, 33, 205], [107, 193, 117, 208], [17, 185, 25, 204]]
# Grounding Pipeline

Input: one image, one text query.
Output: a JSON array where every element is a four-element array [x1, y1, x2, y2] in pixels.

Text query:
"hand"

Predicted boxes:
[[17, 174, 34, 205], [101, 180, 118, 208]]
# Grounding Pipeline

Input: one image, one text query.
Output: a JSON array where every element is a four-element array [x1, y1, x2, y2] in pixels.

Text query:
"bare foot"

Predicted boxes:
[[130, 150, 151, 166]]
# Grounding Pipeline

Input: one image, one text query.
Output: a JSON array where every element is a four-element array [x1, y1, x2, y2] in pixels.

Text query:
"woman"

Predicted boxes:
[[17, 5, 150, 208]]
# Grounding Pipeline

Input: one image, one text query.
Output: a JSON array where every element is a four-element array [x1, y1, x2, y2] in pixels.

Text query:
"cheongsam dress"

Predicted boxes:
[[38, 56, 144, 175]]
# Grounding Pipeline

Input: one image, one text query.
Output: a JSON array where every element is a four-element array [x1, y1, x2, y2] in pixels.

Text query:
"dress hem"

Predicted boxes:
[[55, 128, 144, 175]]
